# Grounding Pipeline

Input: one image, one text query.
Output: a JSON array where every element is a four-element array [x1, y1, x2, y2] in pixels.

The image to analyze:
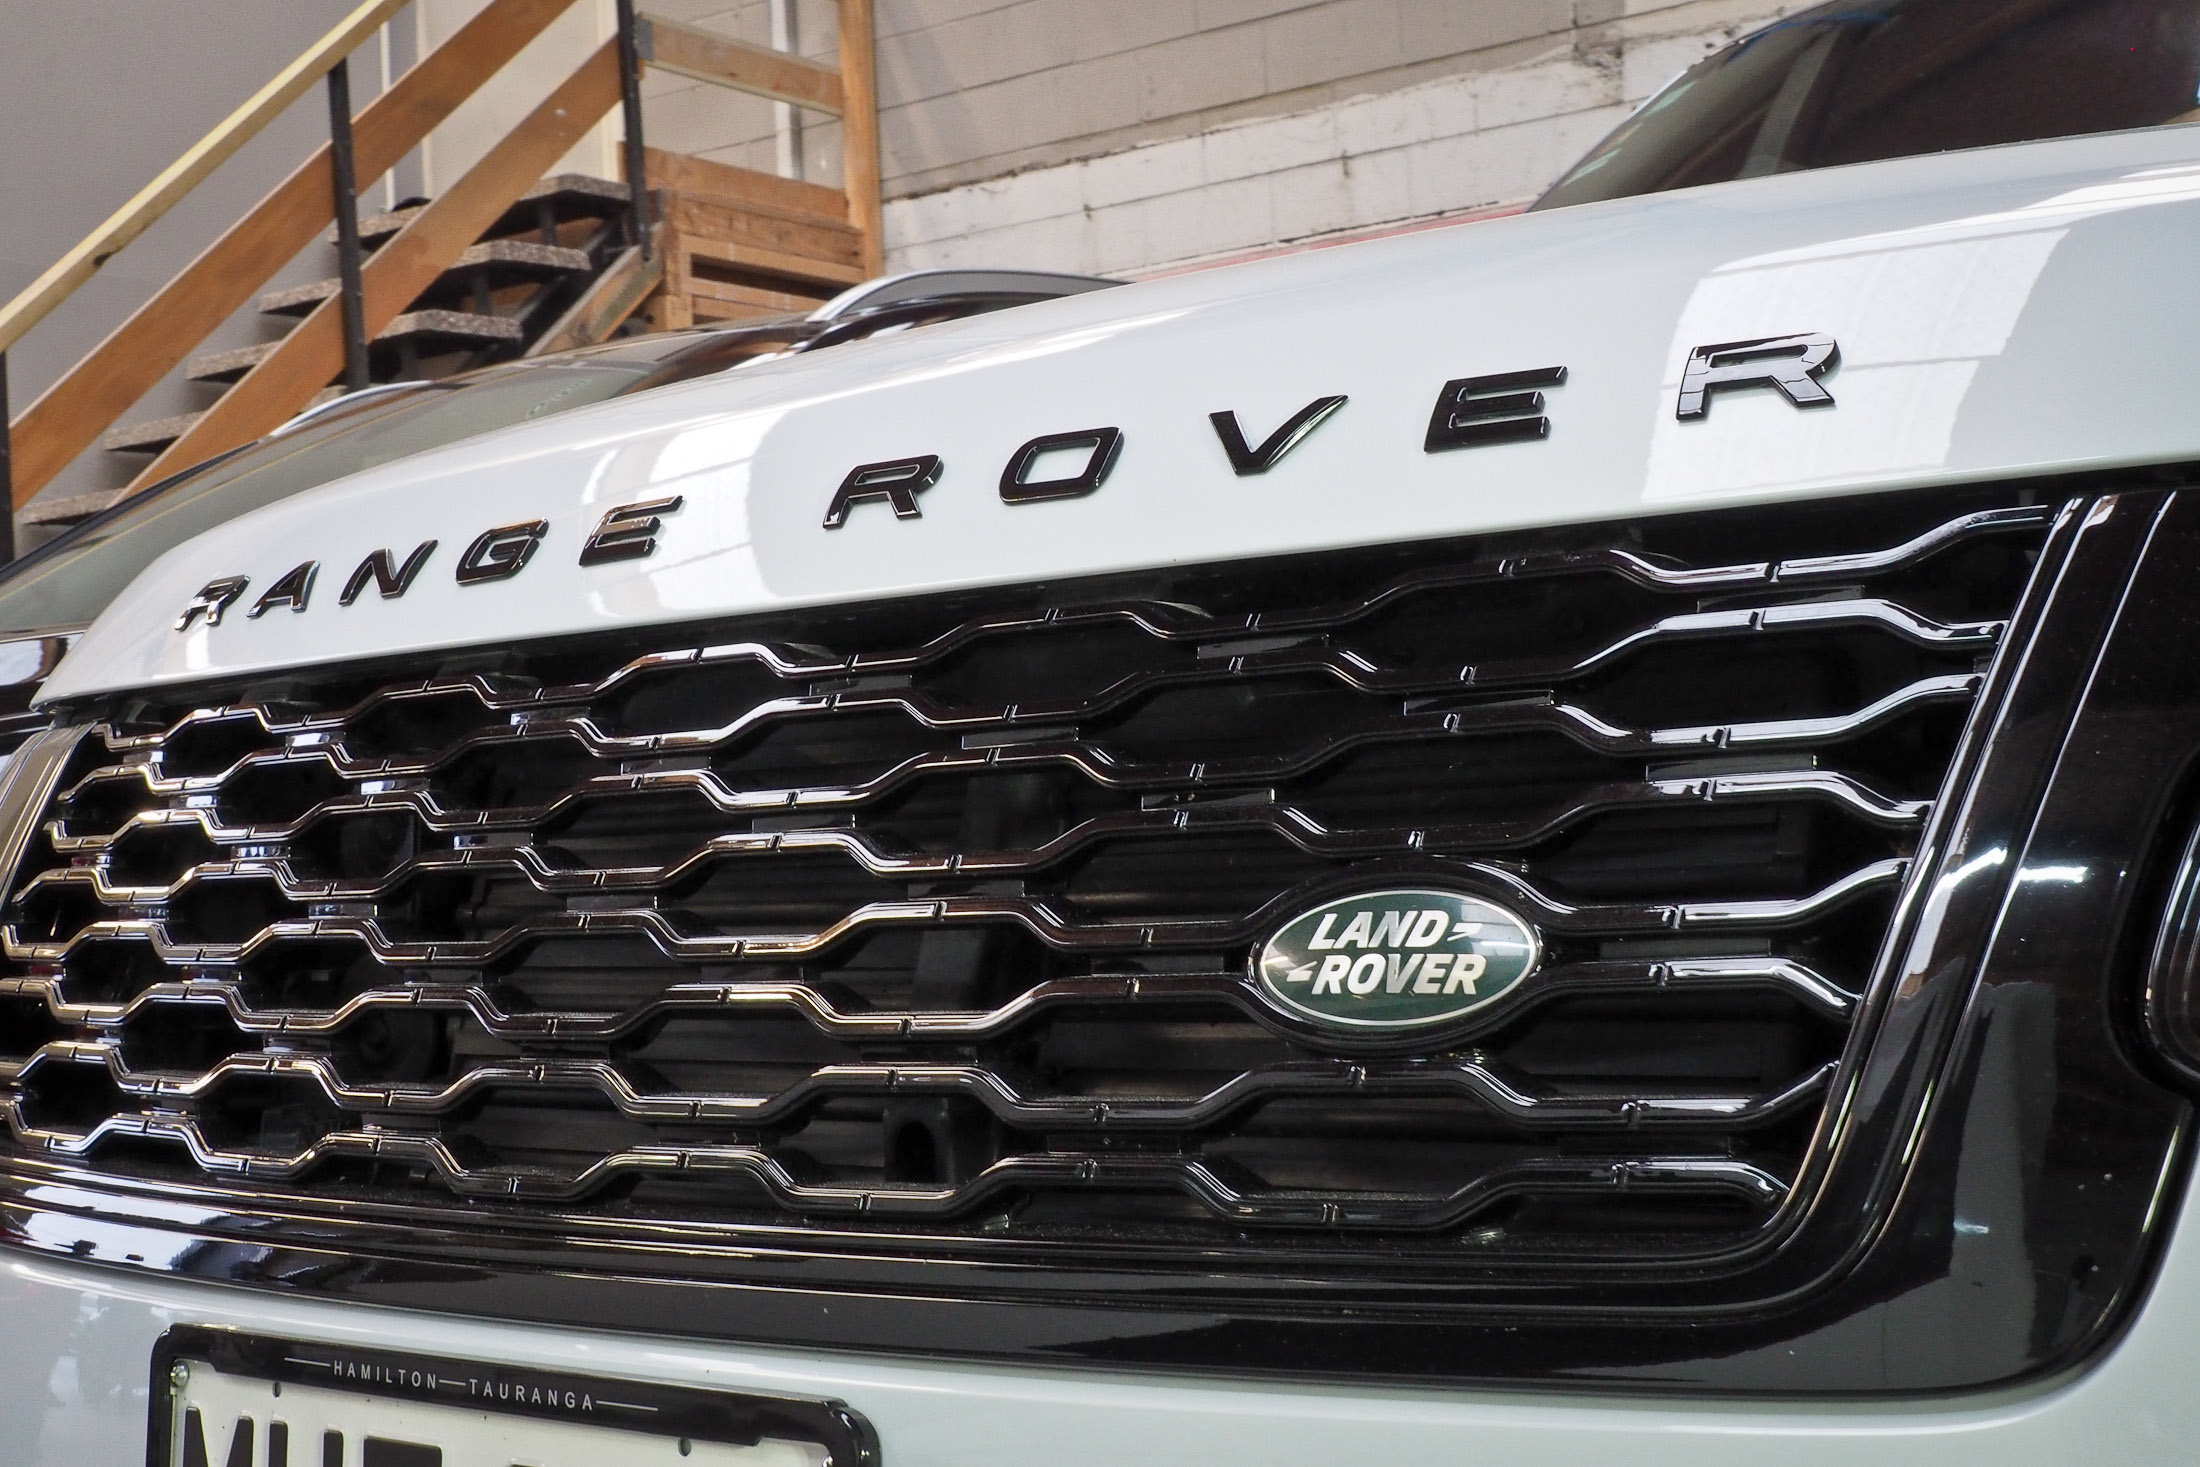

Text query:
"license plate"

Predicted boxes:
[[149, 1328, 877, 1467]]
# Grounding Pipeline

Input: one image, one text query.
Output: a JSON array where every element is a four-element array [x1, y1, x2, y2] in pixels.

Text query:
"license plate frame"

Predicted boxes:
[[145, 1325, 880, 1467]]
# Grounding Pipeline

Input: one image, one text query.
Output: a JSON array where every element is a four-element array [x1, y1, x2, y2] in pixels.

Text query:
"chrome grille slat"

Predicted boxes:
[[63, 603, 1995, 779], [0, 495, 2049, 1256], [48, 669, 1978, 836], [31, 791, 1925, 897], [0, 951, 1857, 1040], [52, 499, 2055, 758], [48, 759, 1927, 859], [2, 856, 1909, 970], [3, 1103, 1792, 1224], [9, 1042, 1836, 1132]]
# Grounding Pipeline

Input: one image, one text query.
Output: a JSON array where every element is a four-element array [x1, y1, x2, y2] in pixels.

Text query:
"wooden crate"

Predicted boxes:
[[635, 148, 868, 329]]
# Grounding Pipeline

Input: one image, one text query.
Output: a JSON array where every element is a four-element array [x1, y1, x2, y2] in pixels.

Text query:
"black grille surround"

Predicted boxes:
[[3, 481, 2192, 1393]]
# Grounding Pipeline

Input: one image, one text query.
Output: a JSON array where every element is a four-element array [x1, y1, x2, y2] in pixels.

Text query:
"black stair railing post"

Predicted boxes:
[[327, 56, 371, 392], [0, 351, 15, 563], [616, 0, 652, 258]]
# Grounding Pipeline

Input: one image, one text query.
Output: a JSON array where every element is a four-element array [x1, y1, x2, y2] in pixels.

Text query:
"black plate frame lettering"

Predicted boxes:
[[145, 1326, 879, 1467]]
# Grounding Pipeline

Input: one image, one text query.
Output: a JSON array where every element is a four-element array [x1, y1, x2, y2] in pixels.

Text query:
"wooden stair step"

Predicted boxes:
[[260, 240, 593, 318], [188, 306, 520, 387], [327, 178, 625, 253], [100, 411, 207, 454], [21, 485, 135, 529], [453, 236, 597, 273], [325, 202, 428, 248], [377, 308, 526, 347], [482, 174, 633, 240], [185, 341, 281, 384], [256, 279, 344, 317]]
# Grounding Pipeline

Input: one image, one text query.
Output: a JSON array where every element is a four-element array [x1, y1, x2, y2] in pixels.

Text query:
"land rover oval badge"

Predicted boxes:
[[1256, 888, 1540, 1032]]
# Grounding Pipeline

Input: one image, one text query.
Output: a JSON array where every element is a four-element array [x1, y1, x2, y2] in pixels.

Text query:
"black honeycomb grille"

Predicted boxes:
[[0, 490, 2052, 1260]]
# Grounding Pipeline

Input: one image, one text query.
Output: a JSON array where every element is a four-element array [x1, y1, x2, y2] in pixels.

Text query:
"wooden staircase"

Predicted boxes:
[[79, 175, 632, 484], [0, 0, 883, 539]]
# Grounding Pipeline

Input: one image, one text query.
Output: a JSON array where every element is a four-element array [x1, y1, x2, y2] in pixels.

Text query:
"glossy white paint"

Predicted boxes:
[[44, 123, 2200, 703], [3, 1158, 2198, 1466]]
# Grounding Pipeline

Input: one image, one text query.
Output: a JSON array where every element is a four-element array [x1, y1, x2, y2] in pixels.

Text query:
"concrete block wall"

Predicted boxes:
[[872, 0, 1805, 277]]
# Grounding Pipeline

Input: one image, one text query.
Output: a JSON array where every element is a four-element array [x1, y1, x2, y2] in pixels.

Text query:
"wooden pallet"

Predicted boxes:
[[637, 148, 867, 329]]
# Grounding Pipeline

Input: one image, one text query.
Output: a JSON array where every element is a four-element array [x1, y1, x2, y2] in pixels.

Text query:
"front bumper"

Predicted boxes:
[[11, 1165, 2200, 1467]]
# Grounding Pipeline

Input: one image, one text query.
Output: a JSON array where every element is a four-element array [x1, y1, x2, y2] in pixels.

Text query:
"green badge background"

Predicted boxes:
[[1255, 888, 1541, 1031]]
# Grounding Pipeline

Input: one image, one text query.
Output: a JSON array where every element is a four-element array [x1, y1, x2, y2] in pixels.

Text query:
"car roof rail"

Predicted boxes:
[[810, 269, 1120, 323]]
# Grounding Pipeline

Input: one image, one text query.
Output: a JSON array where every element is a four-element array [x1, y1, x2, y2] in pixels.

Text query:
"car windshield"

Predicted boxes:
[[0, 362, 653, 635], [1536, 0, 2200, 209]]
